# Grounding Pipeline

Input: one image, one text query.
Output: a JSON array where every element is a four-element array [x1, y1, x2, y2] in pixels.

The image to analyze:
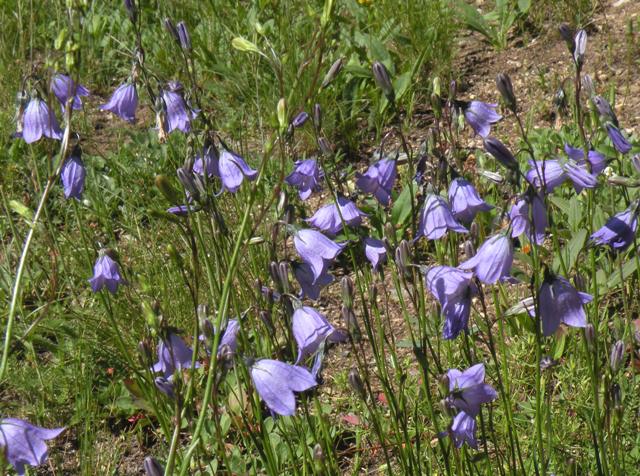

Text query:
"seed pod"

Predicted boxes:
[[321, 57, 344, 89]]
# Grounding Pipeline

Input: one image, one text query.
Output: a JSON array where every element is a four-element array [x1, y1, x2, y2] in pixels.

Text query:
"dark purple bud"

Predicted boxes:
[[592, 95, 618, 126], [124, 0, 137, 23], [143, 456, 164, 476], [163, 18, 180, 44], [348, 368, 367, 399], [558, 23, 575, 53], [372, 61, 395, 103], [496, 73, 516, 111], [292, 111, 309, 128], [321, 57, 344, 89], [341, 276, 354, 308], [313, 103, 322, 129], [609, 340, 625, 373], [606, 124, 632, 154], [176, 21, 192, 51], [584, 324, 595, 350], [484, 137, 519, 171], [574, 29, 587, 66]]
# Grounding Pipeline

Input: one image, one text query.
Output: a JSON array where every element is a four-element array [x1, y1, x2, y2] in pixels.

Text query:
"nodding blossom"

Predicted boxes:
[[100, 82, 138, 123], [462, 101, 502, 138], [285, 159, 323, 200], [417, 194, 467, 241], [355, 158, 397, 206], [292, 306, 343, 364], [590, 204, 639, 251], [459, 234, 513, 284], [50, 73, 89, 111], [293, 229, 345, 283], [448, 177, 493, 223], [60, 147, 86, 200], [293, 261, 334, 300], [151, 332, 200, 380], [446, 363, 497, 418], [605, 124, 632, 154], [20, 98, 62, 143], [88, 254, 125, 294], [509, 192, 548, 245], [161, 81, 198, 134], [537, 274, 593, 336], [218, 149, 258, 192], [364, 237, 387, 270], [307, 197, 367, 236], [0, 418, 65, 476], [450, 411, 477, 449]]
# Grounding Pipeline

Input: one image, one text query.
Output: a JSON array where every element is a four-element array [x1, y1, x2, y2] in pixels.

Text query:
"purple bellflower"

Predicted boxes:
[[364, 237, 387, 270], [564, 144, 607, 175], [161, 81, 197, 133], [538, 275, 592, 336], [509, 193, 548, 245], [292, 306, 343, 364], [0, 418, 65, 476], [200, 318, 240, 357], [448, 177, 493, 223], [590, 204, 639, 251], [417, 194, 468, 241], [293, 262, 334, 300], [450, 412, 477, 449], [425, 266, 477, 340], [446, 363, 497, 417], [50, 73, 89, 111], [463, 101, 502, 138], [250, 359, 317, 416], [100, 82, 138, 123], [293, 229, 345, 283], [218, 149, 258, 192], [307, 197, 367, 235], [606, 124, 632, 154], [60, 148, 86, 200], [355, 158, 397, 205], [154, 377, 175, 399], [459, 234, 513, 284], [525, 160, 567, 193], [192, 144, 219, 177], [88, 254, 124, 294], [151, 332, 200, 380], [563, 160, 598, 193], [21, 98, 62, 143], [285, 159, 323, 200]]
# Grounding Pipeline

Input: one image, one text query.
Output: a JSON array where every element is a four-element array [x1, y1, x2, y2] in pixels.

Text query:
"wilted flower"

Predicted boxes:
[[590, 204, 639, 251], [463, 101, 502, 138], [88, 254, 124, 294], [483, 137, 519, 171], [459, 234, 513, 284], [20, 97, 62, 143], [364, 237, 387, 270], [50, 73, 89, 111], [60, 146, 86, 200], [448, 177, 493, 223], [446, 363, 497, 417], [0, 418, 65, 476], [509, 192, 548, 245], [151, 332, 200, 380], [425, 266, 477, 339], [606, 124, 632, 154], [293, 229, 345, 282], [538, 275, 592, 336], [292, 306, 344, 363], [218, 149, 258, 192], [293, 261, 334, 300], [161, 82, 197, 134], [250, 359, 317, 416], [285, 159, 323, 200], [100, 82, 138, 123], [450, 411, 477, 449], [417, 194, 467, 241], [307, 197, 367, 235], [355, 158, 397, 205]]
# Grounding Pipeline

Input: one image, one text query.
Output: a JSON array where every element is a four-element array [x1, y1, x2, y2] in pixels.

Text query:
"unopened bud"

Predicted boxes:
[[584, 324, 595, 350], [484, 137, 519, 172], [496, 73, 516, 112], [463, 240, 475, 258], [438, 374, 450, 395], [632, 154, 640, 174], [341, 276, 354, 308], [277, 98, 286, 131], [143, 456, 164, 476], [278, 261, 290, 293], [348, 368, 366, 400], [176, 21, 192, 51], [313, 103, 322, 130], [609, 340, 625, 373], [610, 383, 622, 412], [292, 111, 309, 128], [341, 305, 361, 341], [154, 377, 175, 399], [558, 23, 575, 53], [469, 222, 478, 240], [574, 29, 587, 66], [430, 93, 442, 119], [163, 18, 180, 44], [318, 137, 333, 156], [574, 272, 586, 292], [176, 167, 199, 199], [592, 95, 618, 126], [372, 61, 395, 103], [449, 80, 457, 99], [137, 339, 153, 365], [607, 175, 640, 188], [395, 240, 411, 276], [321, 57, 344, 89], [313, 443, 324, 461], [368, 283, 377, 303], [582, 74, 595, 98], [124, 0, 137, 23], [269, 261, 280, 286]]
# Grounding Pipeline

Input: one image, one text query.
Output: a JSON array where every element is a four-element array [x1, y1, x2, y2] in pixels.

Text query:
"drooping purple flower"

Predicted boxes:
[[161, 81, 197, 133], [293, 262, 334, 300], [538, 275, 592, 336], [450, 412, 477, 449], [463, 101, 502, 138], [292, 306, 344, 363], [21, 98, 62, 143], [592, 95, 618, 126], [218, 149, 258, 192], [199, 318, 240, 358], [563, 160, 598, 193], [100, 82, 138, 123], [307, 197, 367, 235], [425, 266, 477, 340], [364, 237, 387, 270], [459, 234, 513, 284], [250, 359, 317, 416], [285, 159, 323, 200], [483, 137, 519, 171], [0, 418, 65, 476], [417, 194, 468, 241], [448, 178, 493, 223], [60, 148, 86, 200], [355, 158, 397, 206], [167, 204, 197, 215], [291, 111, 309, 128], [564, 144, 607, 175], [151, 332, 200, 380], [606, 124, 632, 154], [293, 229, 345, 282], [509, 193, 548, 245], [192, 143, 219, 177], [590, 205, 639, 251], [88, 254, 124, 294], [176, 21, 192, 51], [446, 363, 497, 417], [154, 377, 175, 399], [50, 73, 89, 111], [525, 160, 567, 193]]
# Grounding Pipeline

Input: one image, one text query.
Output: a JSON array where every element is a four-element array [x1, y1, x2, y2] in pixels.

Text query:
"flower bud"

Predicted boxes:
[[592, 95, 618, 126], [318, 137, 333, 156], [372, 61, 395, 103], [321, 57, 344, 89], [610, 383, 622, 412], [154, 377, 175, 399], [341, 276, 354, 308], [278, 261, 290, 293], [176, 167, 199, 200], [484, 137, 519, 172], [582, 74, 595, 98], [137, 339, 153, 366], [341, 305, 361, 342], [231, 37, 260, 53], [609, 340, 625, 373], [606, 176, 640, 188], [496, 73, 516, 111], [313, 103, 322, 130], [260, 310, 275, 333], [291, 111, 309, 128], [395, 240, 411, 276], [269, 261, 280, 286], [313, 443, 324, 461], [124, 0, 137, 23], [176, 21, 192, 51], [348, 368, 367, 400], [632, 154, 640, 174], [163, 18, 180, 44], [558, 23, 575, 53], [143, 457, 164, 476], [463, 240, 475, 258], [368, 283, 377, 303], [469, 222, 478, 240], [584, 324, 595, 351], [553, 86, 568, 114], [438, 374, 450, 395], [574, 29, 587, 66]]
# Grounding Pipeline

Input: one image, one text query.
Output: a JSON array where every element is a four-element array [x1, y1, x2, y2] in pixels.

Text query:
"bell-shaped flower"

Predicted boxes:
[[417, 194, 468, 241], [250, 359, 317, 416], [100, 82, 138, 123], [564, 144, 607, 175], [293, 229, 345, 283], [525, 160, 567, 193], [606, 124, 632, 154], [590, 204, 638, 251], [285, 159, 323, 200], [218, 149, 258, 192], [151, 332, 200, 380], [483, 137, 519, 172], [293, 262, 334, 300], [21, 98, 62, 143], [60, 149, 86, 200], [448, 178, 493, 223], [364, 237, 387, 270], [509, 192, 548, 245], [50, 73, 89, 111], [446, 363, 497, 417], [161, 81, 198, 134], [154, 377, 175, 399], [355, 158, 397, 205], [425, 266, 477, 340], [463, 101, 502, 138], [450, 412, 477, 449], [564, 160, 598, 193], [192, 143, 219, 177], [538, 275, 592, 336], [200, 318, 240, 358], [88, 254, 124, 294], [292, 306, 344, 363], [307, 197, 367, 235], [0, 418, 65, 476], [459, 234, 513, 284]]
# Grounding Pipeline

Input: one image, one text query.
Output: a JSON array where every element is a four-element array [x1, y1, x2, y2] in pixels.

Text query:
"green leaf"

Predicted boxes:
[[607, 258, 639, 289], [9, 200, 34, 222], [391, 185, 412, 228], [518, 0, 531, 13], [552, 229, 587, 273]]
